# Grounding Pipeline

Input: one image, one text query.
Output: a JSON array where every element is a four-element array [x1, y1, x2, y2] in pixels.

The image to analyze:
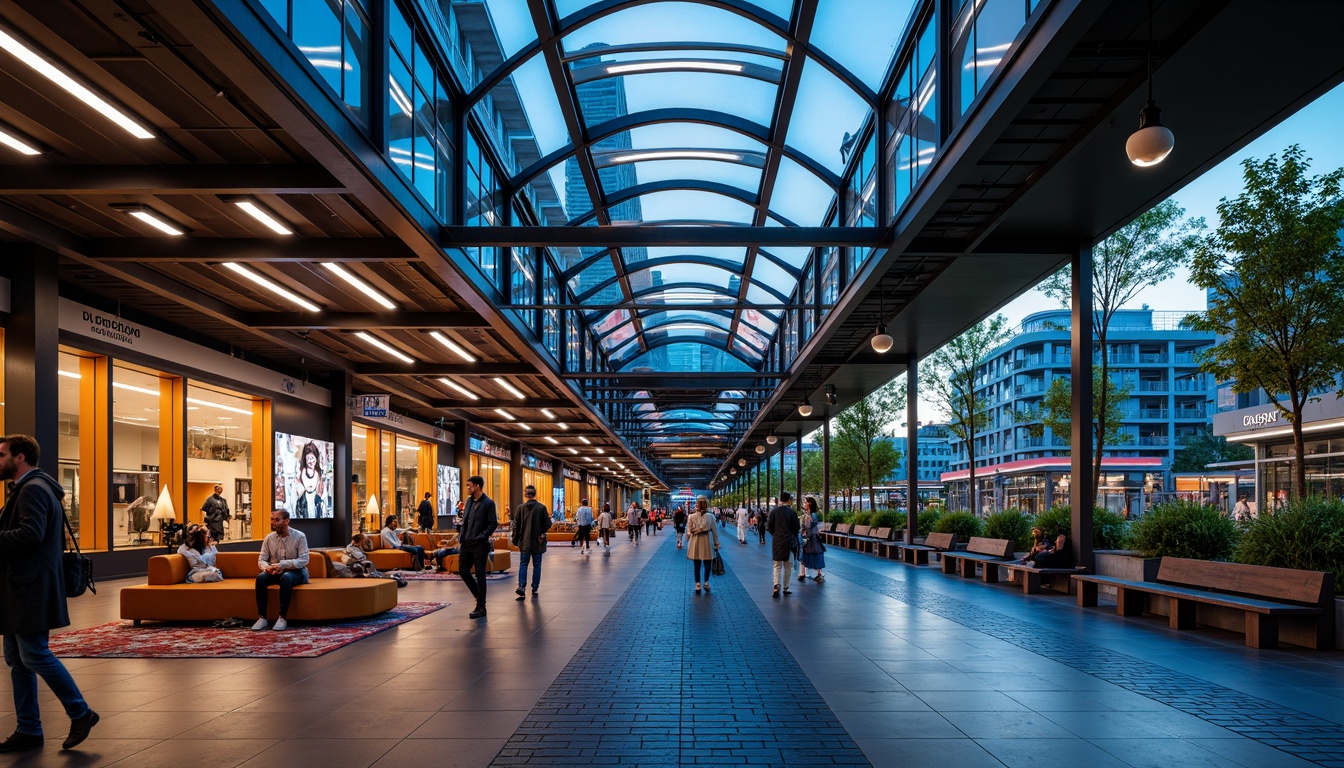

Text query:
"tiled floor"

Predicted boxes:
[[2, 529, 1342, 767]]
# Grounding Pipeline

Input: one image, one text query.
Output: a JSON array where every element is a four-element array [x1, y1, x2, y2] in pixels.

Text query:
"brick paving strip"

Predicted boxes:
[[490, 540, 871, 767], [825, 559, 1344, 767]]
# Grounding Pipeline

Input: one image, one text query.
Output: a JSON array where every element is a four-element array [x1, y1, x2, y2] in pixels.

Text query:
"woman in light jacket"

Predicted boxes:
[[180, 527, 224, 583], [685, 495, 720, 594], [797, 496, 826, 582]]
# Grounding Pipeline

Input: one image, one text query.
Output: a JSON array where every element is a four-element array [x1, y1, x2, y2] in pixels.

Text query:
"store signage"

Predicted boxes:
[[360, 394, 390, 418], [523, 454, 553, 472], [562, 467, 582, 481], [469, 433, 512, 460], [1242, 411, 1279, 428], [80, 309, 142, 347]]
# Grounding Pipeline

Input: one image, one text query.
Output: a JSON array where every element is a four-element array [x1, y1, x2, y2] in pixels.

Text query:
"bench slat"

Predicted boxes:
[[1156, 557, 1332, 606], [1072, 575, 1320, 614], [964, 537, 1015, 558]]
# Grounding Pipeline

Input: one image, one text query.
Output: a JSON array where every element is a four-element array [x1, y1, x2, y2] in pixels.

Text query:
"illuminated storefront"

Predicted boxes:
[[1215, 397, 1344, 509], [469, 433, 512, 522], [352, 416, 452, 535]]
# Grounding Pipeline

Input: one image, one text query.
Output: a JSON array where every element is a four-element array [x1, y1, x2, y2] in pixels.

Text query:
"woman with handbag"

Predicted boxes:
[[685, 496, 720, 594], [796, 496, 826, 582]]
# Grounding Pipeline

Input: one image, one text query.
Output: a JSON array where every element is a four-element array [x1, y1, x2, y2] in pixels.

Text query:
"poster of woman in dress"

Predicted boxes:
[[274, 432, 334, 519], [437, 465, 460, 518]]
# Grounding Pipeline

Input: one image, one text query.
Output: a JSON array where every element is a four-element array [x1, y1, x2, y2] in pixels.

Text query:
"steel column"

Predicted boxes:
[[907, 357, 919, 544], [822, 417, 830, 522], [3, 245, 60, 474], [1070, 240, 1095, 571]]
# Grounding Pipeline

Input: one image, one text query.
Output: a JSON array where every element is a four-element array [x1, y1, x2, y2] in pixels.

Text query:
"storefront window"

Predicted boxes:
[[186, 383, 262, 542], [59, 350, 105, 550], [470, 453, 509, 522], [111, 362, 178, 550], [352, 425, 373, 531]]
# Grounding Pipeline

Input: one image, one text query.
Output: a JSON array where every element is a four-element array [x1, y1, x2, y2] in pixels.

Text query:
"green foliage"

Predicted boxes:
[[850, 511, 874, 527], [870, 510, 904, 530], [916, 509, 942, 536], [1034, 504, 1074, 539], [831, 379, 906, 513], [926, 315, 1011, 510], [1027, 368, 1134, 450], [1171, 427, 1255, 473], [1187, 146, 1344, 500], [826, 510, 851, 526], [984, 509, 1034, 550], [1129, 500, 1239, 560], [933, 511, 984, 541], [1092, 508, 1131, 550], [1236, 497, 1344, 594]]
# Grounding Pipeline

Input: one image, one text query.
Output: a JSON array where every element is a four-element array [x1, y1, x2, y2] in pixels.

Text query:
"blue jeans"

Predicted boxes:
[[3, 632, 89, 736], [398, 544, 426, 569], [518, 551, 543, 591], [255, 570, 307, 618]]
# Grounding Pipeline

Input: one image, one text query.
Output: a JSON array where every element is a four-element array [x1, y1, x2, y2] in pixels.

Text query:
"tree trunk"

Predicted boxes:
[[1093, 332, 1107, 504], [967, 431, 977, 515], [1292, 403, 1307, 503]]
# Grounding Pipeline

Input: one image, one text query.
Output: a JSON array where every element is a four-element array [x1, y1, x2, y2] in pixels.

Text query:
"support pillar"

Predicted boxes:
[[795, 431, 803, 503], [452, 421, 470, 531], [329, 371, 353, 545], [1070, 240, 1096, 571], [822, 418, 831, 522], [766, 454, 772, 506], [509, 441, 524, 526], [907, 359, 919, 543], [3, 246, 60, 474]]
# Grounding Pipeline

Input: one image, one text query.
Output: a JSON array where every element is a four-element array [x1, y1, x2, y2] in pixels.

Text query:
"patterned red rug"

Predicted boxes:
[[48, 602, 447, 658], [396, 570, 510, 581]]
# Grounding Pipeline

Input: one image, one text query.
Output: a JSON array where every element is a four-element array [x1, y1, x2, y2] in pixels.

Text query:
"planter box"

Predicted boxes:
[[1337, 598, 1344, 651], [1091, 551, 1161, 600]]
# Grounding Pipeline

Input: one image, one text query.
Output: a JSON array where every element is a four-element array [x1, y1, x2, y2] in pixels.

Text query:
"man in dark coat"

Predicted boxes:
[[510, 485, 552, 600], [458, 475, 498, 619], [201, 484, 230, 542], [0, 435, 98, 752], [416, 492, 434, 533], [767, 491, 800, 598]]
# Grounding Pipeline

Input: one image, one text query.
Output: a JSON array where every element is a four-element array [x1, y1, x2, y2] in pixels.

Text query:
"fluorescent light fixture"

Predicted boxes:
[[124, 208, 184, 236], [112, 381, 159, 396], [58, 370, 81, 379], [518, 423, 532, 431], [569, 448, 579, 455], [541, 408, 556, 420], [493, 377, 526, 400], [0, 125, 40, 155], [429, 331, 477, 362], [437, 377, 479, 401], [0, 26, 154, 139], [595, 448, 605, 454], [608, 149, 743, 165], [322, 263, 397, 309], [231, 200, 293, 235], [578, 436, 591, 445], [557, 422, 569, 431], [493, 408, 515, 421], [222, 263, 321, 312], [353, 331, 415, 364], [545, 436, 559, 444], [186, 397, 251, 415], [606, 60, 744, 75]]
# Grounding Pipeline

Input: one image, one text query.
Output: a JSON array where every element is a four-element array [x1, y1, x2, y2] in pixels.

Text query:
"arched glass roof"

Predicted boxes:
[[460, 0, 916, 449]]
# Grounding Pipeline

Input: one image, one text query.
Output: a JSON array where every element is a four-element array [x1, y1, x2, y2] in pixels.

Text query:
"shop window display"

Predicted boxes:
[[187, 383, 259, 540], [111, 362, 176, 549]]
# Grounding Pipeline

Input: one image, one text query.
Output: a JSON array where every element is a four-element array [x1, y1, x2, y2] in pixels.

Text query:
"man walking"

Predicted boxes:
[[626, 503, 642, 545], [0, 435, 99, 752], [756, 506, 768, 544], [201, 484, 230, 542], [673, 505, 687, 549], [736, 503, 749, 544], [511, 485, 551, 600], [416, 492, 435, 533], [252, 508, 309, 631], [458, 475, 498, 619], [768, 491, 800, 598], [575, 498, 594, 554]]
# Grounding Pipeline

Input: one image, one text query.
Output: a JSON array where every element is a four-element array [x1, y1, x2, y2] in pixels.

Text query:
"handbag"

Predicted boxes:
[[711, 552, 725, 576], [62, 513, 96, 597]]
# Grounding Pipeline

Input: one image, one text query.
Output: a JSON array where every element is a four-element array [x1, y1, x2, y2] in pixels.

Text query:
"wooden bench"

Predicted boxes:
[[873, 530, 907, 559], [895, 532, 956, 565], [941, 537, 1015, 579], [1073, 557, 1335, 649], [845, 525, 872, 550], [822, 523, 853, 548], [850, 527, 892, 554], [1001, 562, 1087, 594]]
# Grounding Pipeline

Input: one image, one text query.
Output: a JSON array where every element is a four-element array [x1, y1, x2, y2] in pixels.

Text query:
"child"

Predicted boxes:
[[344, 533, 407, 587]]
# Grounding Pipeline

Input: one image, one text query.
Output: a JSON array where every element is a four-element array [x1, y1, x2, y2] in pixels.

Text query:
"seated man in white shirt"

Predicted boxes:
[[381, 515, 428, 570], [252, 509, 309, 631]]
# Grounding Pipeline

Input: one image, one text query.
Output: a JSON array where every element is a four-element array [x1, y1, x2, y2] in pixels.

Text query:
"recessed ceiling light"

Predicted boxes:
[[353, 331, 415, 364], [0, 124, 40, 155], [112, 381, 159, 396], [540, 408, 556, 420], [0, 25, 154, 139], [323, 263, 396, 309], [493, 408, 515, 421], [518, 423, 532, 431], [557, 422, 569, 430], [222, 263, 321, 312], [606, 60, 744, 75], [493, 377, 526, 400], [595, 448, 605, 454], [429, 331, 477, 362], [545, 436, 559, 444], [119, 207, 184, 236], [230, 200, 294, 235], [58, 370, 81, 380], [437, 377, 479, 401], [185, 397, 251, 415]]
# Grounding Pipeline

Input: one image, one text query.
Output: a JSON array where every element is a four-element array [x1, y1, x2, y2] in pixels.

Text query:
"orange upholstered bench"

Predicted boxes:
[[120, 551, 398, 625]]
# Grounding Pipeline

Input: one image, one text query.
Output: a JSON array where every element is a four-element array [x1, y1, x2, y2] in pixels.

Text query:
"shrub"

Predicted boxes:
[[916, 509, 942, 536], [933, 511, 984, 542], [1092, 508, 1131, 550], [870, 510, 904, 530], [850, 511, 874, 527], [1236, 497, 1344, 594], [1034, 504, 1073, 539], [985, 509, 1034, 551], [1129, 500, 1239, 560], [824, 510, 851, 526]]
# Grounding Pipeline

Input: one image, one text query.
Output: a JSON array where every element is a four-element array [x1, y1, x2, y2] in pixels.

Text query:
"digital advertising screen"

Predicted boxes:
[[274, 432, 335, 519], [438, 465, 461, 518]]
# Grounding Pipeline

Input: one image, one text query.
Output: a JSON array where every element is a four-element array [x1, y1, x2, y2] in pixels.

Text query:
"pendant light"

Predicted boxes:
[[1126, 0, 1174, 167], [871, 290, 893, 353], [798, 401, 814, 418]]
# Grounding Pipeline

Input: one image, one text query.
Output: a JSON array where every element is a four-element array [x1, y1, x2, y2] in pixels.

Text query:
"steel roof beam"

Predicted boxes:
[[444, 226, 886, 248], [354, 362, 536, 375], [0, 164, 344, 194], [248, 312, 489, 329], [91, 237, 423, 263]]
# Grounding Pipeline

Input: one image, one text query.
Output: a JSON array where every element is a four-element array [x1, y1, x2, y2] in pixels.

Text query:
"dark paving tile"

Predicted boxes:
[[855, 738, 1006, 768]]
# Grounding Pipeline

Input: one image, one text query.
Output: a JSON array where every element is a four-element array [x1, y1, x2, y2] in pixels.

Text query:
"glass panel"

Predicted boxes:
[[58, 349, 100, 551], [642, 311, 733, 334], [343, 2, 370, 123], [510, 247, 537, 330], [187, 383, 257, 543], [258, 0, 287, 29], [785, 59, 872, 178], [577, 73, 776, 130], [627, 263, 737, 290], [625, 123, 767, 152], [112, 364, 167, 550], [562, 3, 787, 54], [811, 0, 916, 90], [352, 425, 372, 530], [736, 323, 770, 353], [617, 190, 755, 224], [292, 0, 344, 96], [741, 308, 778, 335], [769, 157, 834, 227], [481, 0, 538, 59], [393, 435, 424, 522], [598, 159, 764, 197], [745, 283, 781, 309], [571, 254, 618, 299], [645, 247, 748, 271], [748, 255, 796, 296]]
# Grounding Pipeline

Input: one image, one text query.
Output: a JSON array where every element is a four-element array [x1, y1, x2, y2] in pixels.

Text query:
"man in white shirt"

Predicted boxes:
[[736, 505, 749, 544], [252, 509, 309, 631], [575, 499, 594, 554]]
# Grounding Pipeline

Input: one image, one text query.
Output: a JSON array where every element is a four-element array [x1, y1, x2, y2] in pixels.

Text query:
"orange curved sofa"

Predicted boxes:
[[364, 532, 511, 572], [120, 552, 398, 625]]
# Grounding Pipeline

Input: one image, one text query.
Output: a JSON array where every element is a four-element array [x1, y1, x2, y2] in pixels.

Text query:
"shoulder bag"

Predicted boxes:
[[711, 551, 725, 576], [62, 513, 96, 597]]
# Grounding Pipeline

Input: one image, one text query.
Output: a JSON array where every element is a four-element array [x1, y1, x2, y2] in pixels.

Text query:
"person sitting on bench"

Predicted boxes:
[[1026, 532, 1070, 568]]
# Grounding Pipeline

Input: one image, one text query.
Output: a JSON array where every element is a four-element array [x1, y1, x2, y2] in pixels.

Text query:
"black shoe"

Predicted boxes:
[[62, 710, 98, 750], [783, 589, 792, 595], [515, 587, 525, 598], [0, 731, 43, 753], [772, 587, 780, 598], [531, 590, 538, 597], [469, 607, 487, 619]]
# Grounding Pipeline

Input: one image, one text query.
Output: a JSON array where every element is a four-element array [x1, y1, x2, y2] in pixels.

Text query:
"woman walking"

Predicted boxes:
[[686, 496, 720, 594], [797, 496, 826, 582]]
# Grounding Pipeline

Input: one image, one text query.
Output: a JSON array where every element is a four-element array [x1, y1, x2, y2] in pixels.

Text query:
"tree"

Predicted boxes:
[[927, 315, 1011, 513], [1187, 146, 1344, 499], [1042, 199, 1200, 500], [830, 379, 905, 513], [1170, 427, 1254, 473], [1021, 367, 1134, 453]]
